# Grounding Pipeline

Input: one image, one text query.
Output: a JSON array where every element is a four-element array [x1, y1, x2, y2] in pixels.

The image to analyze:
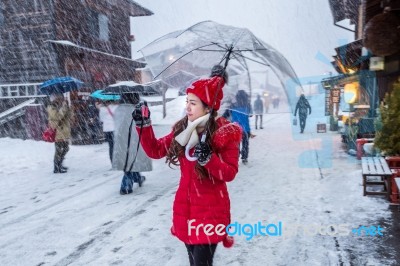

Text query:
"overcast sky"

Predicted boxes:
[[130, 0, 354, 83]]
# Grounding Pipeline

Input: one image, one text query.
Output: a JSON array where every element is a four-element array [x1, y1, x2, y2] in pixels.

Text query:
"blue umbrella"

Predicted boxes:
[[90, 90, 121, 101], [39, 76, 84, 95]]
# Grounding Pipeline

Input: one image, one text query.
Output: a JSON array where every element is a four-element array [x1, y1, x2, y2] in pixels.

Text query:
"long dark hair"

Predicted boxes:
[[166, 65, 226, 179], [166, 107, 218, 179]]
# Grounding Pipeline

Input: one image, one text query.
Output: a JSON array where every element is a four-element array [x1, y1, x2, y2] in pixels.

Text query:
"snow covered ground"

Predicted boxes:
[[0, 94, 397, 265]]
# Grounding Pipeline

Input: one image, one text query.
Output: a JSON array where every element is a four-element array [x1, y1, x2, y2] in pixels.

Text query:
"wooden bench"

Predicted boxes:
[[361, 157, 393, 200]]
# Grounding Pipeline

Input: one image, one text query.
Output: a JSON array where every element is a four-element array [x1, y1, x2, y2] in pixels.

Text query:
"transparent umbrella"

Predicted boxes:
[[139, 20, 302, 111]]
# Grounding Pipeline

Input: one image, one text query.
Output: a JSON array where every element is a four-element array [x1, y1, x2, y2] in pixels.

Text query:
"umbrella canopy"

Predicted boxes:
[[90, 90, 121, 101], [139, 20, 302, 110], [103, 80, 162, 96], [39, 76, 84, 95]]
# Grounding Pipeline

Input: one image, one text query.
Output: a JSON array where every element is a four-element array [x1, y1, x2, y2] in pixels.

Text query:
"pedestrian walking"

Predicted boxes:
[[132, 66, 242, 266], [223, 89, 253, 165], [47, 93, 72, 173], [112, 92, 152, 195], [294, 94, 312, 133], [253, 94, 264, 129], [97, 101, 118, 164]]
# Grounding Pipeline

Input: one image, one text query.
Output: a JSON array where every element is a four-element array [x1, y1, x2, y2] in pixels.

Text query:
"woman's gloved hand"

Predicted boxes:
[[132, 101, 151, 126], [193, 141, 212, 166]]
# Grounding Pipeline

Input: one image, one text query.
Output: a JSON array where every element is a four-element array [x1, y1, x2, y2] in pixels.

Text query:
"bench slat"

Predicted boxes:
[[374, 157, 386, 174], [379, 157, 392, 174], [362, 157, 392, 175], [361, 157, 369, 174]]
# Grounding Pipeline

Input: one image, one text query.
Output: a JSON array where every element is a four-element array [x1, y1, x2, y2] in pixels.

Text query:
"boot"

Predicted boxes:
[[138, 176, 146, 187], [120, 173, 133, 194], [54, 161, 67, 174], [60, 158, 68, 171]]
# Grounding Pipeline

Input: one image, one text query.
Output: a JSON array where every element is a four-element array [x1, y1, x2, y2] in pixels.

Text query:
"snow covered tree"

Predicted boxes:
[[374, 82, 400, 155]]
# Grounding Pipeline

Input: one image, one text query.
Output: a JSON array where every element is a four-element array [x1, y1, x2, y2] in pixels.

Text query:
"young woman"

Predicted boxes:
[[132, 69, 242, 266]]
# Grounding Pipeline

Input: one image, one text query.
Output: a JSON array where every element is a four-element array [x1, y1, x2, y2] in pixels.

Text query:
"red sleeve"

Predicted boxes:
[[136, 126, 174, 159], [203, 140, 239, 182]]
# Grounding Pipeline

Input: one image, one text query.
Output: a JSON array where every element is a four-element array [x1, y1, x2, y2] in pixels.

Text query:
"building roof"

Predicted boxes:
[[45, 40, 146, 68], [328, 0, 361, 24], [126, 0, 154, 17]]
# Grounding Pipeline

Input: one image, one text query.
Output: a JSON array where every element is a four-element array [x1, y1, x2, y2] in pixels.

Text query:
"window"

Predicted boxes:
[[87, 9, 109, 41], [98, 14, 109, 41]]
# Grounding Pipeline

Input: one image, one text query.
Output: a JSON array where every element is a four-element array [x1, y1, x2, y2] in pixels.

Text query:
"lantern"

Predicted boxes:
[[344, 82, 358, 104]]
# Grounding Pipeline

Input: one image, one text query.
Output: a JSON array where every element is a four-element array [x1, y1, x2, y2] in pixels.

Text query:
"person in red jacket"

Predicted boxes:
[[132, 66, 242, 266]]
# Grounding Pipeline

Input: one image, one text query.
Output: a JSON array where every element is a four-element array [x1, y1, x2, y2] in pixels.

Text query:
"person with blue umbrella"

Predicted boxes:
[[47, 93, 73, 173]]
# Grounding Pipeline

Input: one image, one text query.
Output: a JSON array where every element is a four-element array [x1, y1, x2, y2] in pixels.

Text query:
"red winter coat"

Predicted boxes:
[[137, 117, 242, 245]]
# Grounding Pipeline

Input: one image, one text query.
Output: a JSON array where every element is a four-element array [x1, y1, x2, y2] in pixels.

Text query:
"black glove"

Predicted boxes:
[[193, 141, 212, 166], [132, 101, 151, 126]]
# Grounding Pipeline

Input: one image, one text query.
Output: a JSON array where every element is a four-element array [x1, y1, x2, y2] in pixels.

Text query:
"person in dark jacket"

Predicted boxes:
[[294, 94, 312, 133], [132, 67, 241, 266], [253, 94, 264, 129]]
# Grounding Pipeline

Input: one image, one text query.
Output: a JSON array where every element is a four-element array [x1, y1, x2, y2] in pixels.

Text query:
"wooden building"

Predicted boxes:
[[325, 0, 400, 149], [0, 0, 152, 143]]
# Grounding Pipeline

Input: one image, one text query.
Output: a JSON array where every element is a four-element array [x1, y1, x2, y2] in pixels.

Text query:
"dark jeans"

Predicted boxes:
[[185, 244, 217, 266], [54, 141, 69, 165], [104, 132, 114, 162], [240, 131, 249, 160], [120, 172, 141, 192], [255, 114, 263, 128], [300, 118, 306, 132]]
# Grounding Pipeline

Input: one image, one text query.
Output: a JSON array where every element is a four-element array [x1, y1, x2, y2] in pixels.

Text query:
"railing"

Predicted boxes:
[[0, 83, 46, 99], [0, 99, 36, 125]]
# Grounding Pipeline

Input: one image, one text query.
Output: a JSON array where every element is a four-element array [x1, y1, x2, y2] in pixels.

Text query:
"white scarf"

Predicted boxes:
[[175, 114, 210, 161]]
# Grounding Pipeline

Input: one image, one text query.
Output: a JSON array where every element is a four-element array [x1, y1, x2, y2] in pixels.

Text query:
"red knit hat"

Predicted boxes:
[[186, 76, 225, 111]]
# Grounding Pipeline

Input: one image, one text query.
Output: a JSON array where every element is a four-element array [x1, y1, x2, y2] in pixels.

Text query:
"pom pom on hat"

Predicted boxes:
[[186, 76, 225, 111], [223, 236, 234, 248]]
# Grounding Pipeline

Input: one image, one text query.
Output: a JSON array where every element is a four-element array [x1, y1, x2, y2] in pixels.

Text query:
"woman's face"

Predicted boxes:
[[185, 93, 209, 122]]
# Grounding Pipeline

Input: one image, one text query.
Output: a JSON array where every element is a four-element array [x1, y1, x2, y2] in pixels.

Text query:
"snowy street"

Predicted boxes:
[[0, 95, 398, 266]]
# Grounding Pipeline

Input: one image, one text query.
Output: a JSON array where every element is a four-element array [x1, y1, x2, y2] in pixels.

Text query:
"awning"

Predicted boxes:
[[321, 73, 359, 88], [332, 39, 371, 74]]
